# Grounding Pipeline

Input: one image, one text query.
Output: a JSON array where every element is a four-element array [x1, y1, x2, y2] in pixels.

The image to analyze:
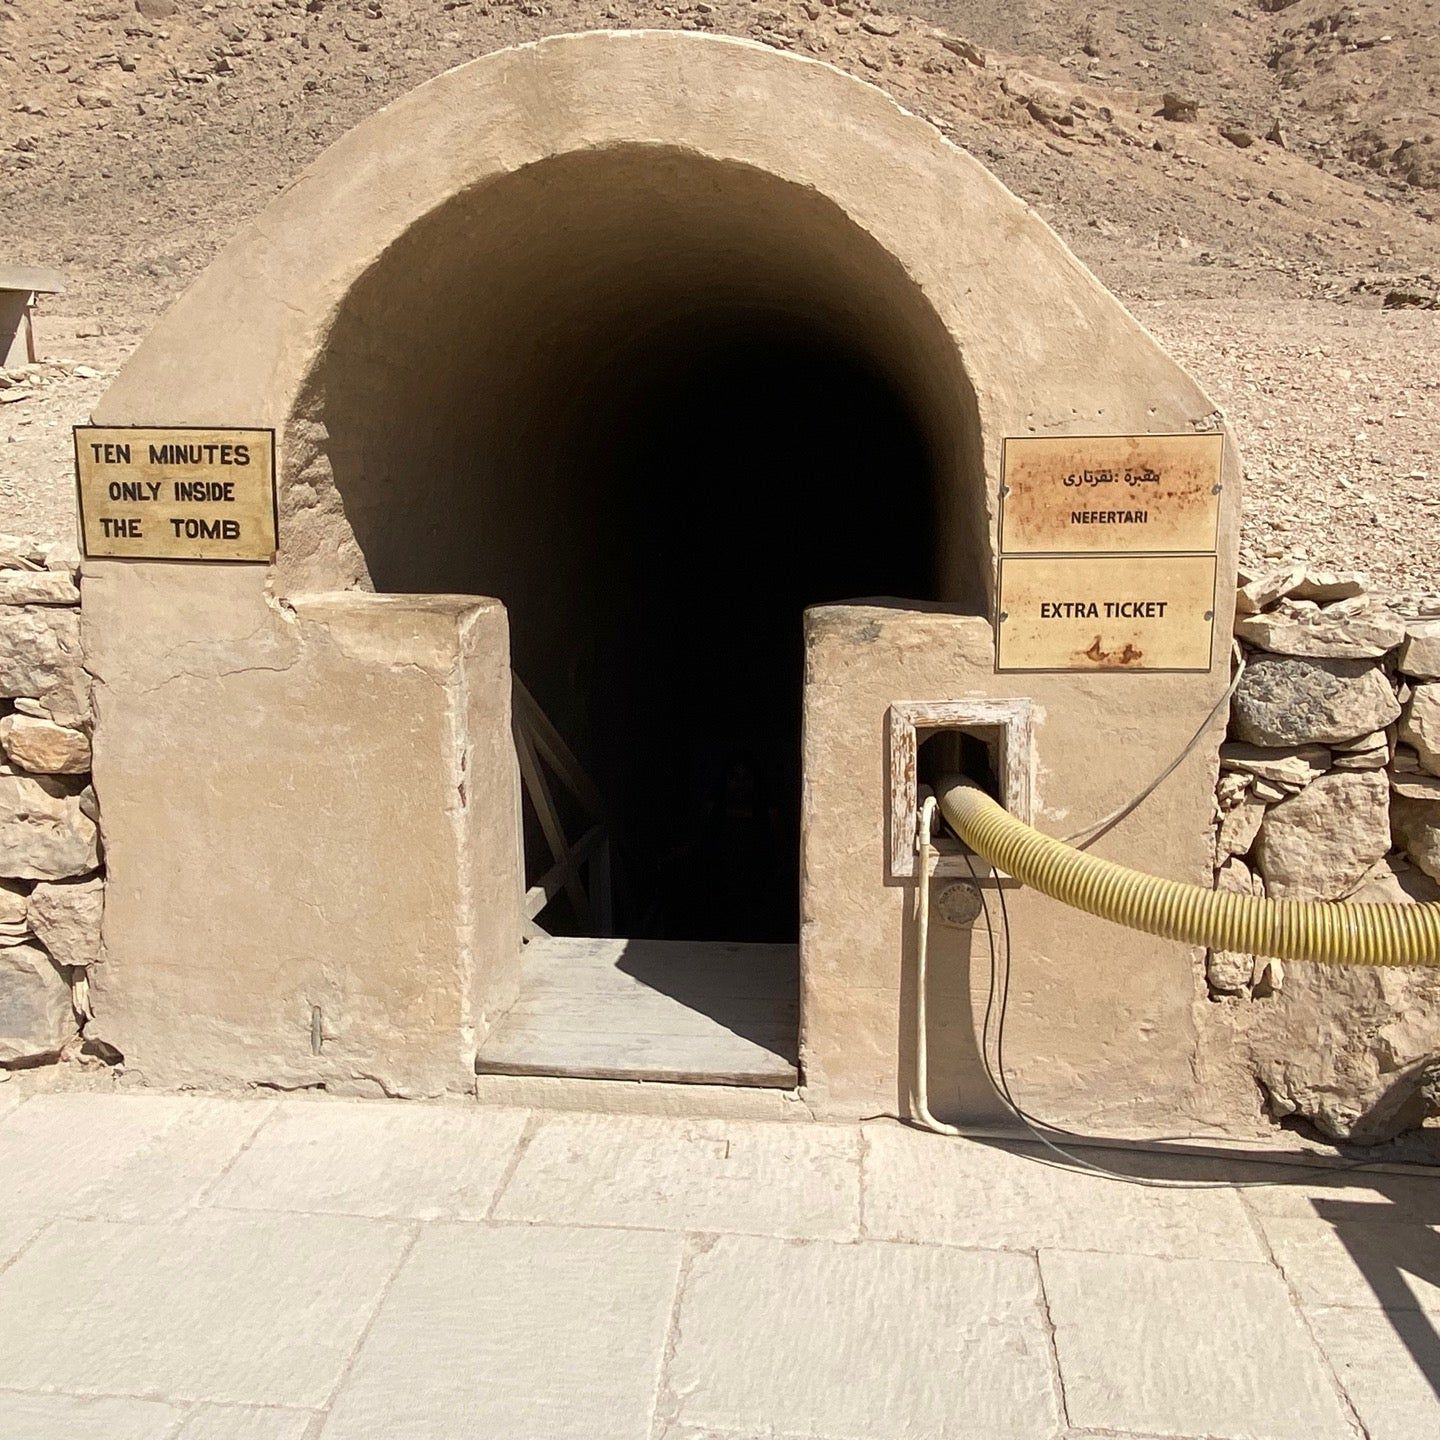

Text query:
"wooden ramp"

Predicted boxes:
[[476, 936, 799, 1088]]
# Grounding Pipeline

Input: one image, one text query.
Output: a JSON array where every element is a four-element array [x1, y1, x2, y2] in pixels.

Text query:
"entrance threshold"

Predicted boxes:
[[476, 936, 799, 1087]]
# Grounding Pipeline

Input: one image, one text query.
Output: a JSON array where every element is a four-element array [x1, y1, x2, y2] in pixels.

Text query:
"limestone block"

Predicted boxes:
[[0, 942, 74, 1061], [1234, 563, 1304, 616], [1290, 569, 1366, 603], [0, 605, 89, 726], [1235, 598, 1404, 659], [1215, 797, 1264, 859], [1399, 682, 1440, 775], [1398, 617, 1440, 679], [1392, 796, 1440, 883], [1393, 771, 1440, 800], [0, 534, 46, 570], [1253, 769, 1390, 900], [1331, 728, 1390, 770], [0, 877, 29, 946], [1232, 655, 1400, 746], [28, 875, 104, 968], [1255, 962, 1440, 1142], [0, 571, 80, 606], [0, 713, 91, 774], [1206, 949, 1254, 995], [0, 1210, 413, 1406], [322, 1225, 684, 1440], [1219, 741, 1329, 789], [1041, 1251, 1356, 1437], [0, 774, 100, 880]]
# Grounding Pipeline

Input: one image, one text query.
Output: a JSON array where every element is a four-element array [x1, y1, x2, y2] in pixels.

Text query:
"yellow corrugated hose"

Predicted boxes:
[[936, 776, 1440, 967]]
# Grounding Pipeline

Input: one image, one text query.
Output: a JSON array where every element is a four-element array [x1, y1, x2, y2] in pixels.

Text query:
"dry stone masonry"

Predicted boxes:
[[0, 533, 98, 1067], [1210, 563, 1440, 1143]]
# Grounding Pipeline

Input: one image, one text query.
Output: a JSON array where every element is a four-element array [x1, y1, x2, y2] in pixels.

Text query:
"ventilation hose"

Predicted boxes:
[[936, 775, 1440, 967]]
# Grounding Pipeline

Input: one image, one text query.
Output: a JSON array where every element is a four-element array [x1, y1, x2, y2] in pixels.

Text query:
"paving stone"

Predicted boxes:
[[175, 1404, 318, 1440], [0, 1210, 48, 1269], [863, 1124, 1264, 1259], [0, 1391, 184, 1439], [207, 1099, 528, 1219], [665, 1234, 1058, 1438], [0, 1093, 274, 1218], [1306, 1306, 1440, 1440], [321, 1223, 683, 1440], [494, 1113, 860, 1239], [1041, 1251, 1356, 1438], [1233, 1164, 1440, 1223], [1260, 1215, 1440, 1313], [0, 1211, 410, 1406]]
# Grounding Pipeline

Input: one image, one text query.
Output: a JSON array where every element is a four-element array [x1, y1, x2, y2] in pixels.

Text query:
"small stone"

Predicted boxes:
[[0, 535, 45, 571], [0, 775, 100, 880], [1253, 769, 1391, 900], [860, 15, 901, 35], [1290, 570, 1366, 603], [1332, 745, 1389, 771], [1232, 655, 1400, 747], [1265, 119, 1287, 148], [1392, 771, 1440, 801], [1399, 684, 1440, 775], [0, 942, 74, 1063], [1234, 598, 1405, 659], [0, 606, 89, 727], [0, 715, 90, 775], [935, 32, 984, 67], [0, 572, 79, 606], [27, 875, 103, 968], [1219, 741, 1330, 790], [1252, 777, 1287, 803], [1398, 619, 1440, 680], [1207, 949, 1252, 995], [1161, 92, 1197, 122], [1220, 123, 1255, 148], [1216, 798, 1265, 859], [135, 0, 179, 17], [0, 878, 30, 947], [1234, 563, 1304, 616], [1392, 796, 1440, 884]]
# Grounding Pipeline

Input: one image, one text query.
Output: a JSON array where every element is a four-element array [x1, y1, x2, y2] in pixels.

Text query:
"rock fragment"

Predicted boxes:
[[1398, 619, 1440, 680], [1253, 769, 1390, 900], [1232, 655, 1400, 746], [0, 714, 91, 775], [27, 875, 103, 969], [0, 775, 100, 880], [0, 943, 75, 1063]]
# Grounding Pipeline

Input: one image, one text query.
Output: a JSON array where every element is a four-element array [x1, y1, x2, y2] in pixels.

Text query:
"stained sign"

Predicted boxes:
[[1000, 432, 1222, 555], [997, 554, 1217, 671], [997, 432, 1223, 672], [75, 427, 277, 562]]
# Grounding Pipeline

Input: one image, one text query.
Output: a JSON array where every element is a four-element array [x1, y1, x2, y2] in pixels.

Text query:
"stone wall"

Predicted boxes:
[[0, 533, 101, 1068], [1207, 564, 1440, 1142]]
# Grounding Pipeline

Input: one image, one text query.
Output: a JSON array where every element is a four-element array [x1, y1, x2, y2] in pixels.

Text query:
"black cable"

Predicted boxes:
[[957, 844, 1397, 1190]]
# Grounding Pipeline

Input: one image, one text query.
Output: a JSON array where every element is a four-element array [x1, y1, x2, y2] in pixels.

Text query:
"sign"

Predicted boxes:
[[74, 427, 277, 562], [999, 432, 1222, 555], [997, 554, 1217, 671]]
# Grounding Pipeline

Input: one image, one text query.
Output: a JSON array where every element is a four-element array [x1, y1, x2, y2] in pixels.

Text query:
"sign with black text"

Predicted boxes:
[[74, 426, 277, 562]]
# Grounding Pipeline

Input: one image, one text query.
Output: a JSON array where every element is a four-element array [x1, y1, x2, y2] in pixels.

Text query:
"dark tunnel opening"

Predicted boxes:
[[297, 145, 982, 948]]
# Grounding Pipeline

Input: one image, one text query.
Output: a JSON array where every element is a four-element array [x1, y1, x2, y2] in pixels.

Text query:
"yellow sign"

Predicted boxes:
[[997, 554, 1217, 672], [1000, 432, 1222, 555], [74, 427, 277, 562]]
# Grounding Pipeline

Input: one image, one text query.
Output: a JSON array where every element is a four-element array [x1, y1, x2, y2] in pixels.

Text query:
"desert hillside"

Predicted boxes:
[[1, 0, 1436, 595]]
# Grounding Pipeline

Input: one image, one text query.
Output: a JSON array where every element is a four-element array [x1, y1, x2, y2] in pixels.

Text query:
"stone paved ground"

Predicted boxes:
[[1, 1089, 1439, 1439]]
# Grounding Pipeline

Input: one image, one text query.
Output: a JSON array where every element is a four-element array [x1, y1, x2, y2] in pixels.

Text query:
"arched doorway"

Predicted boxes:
[[293, 146, 977, 1083]]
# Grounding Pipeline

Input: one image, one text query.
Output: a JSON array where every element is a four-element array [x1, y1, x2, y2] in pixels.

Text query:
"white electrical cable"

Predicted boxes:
[[910, 794, 960, 1137]]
